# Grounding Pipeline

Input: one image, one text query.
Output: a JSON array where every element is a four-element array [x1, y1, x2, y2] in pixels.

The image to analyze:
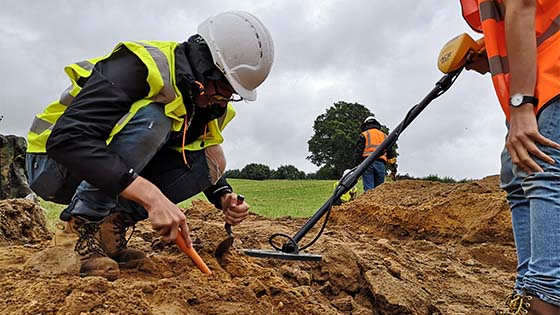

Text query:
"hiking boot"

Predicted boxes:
[[100, 212, 146, 269], [52, 220, 79, 249], [505, 292, 560, 315], [72, 216, 120, 281], [505, 292, 530, 314]]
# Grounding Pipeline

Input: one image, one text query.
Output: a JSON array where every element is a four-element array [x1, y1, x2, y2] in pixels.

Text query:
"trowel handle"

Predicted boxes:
[[224, 194, 244, 237], [236, 194, 245, 204], [176, 233, 212, 275]]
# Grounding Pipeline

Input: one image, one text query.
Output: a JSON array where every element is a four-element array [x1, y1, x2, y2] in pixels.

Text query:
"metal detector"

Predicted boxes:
[[244, 32, 484, 261], [244, 67, 464, 261]]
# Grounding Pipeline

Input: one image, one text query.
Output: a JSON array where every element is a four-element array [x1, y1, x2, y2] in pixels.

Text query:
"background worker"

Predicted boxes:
[[460, 0, 560, 313], [353, 116, 397, 192], [332, 169, 358, 206], [25, 11, 274, 280]]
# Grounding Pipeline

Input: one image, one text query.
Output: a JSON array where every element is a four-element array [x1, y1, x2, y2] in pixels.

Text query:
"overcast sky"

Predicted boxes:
[[0, 1, 505, 180]]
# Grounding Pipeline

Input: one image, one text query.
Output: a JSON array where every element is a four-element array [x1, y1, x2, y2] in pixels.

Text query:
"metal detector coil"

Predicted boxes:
[[244, 249, 322, 261]]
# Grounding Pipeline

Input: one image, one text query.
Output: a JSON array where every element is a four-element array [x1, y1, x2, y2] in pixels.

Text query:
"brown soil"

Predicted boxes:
[[0, 175, 516, 315]]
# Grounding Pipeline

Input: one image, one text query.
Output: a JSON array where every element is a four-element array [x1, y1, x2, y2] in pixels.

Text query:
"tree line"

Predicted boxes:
[[224, 163, 467, 183]]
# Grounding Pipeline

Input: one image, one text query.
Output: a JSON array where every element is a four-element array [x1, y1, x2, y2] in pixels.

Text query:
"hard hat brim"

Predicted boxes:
[[223, 71, 257, 101]]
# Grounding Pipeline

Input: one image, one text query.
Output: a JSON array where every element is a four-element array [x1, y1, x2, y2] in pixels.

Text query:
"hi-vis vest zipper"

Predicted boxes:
[[27, 41, 235, 153], [361, 129, 387, 161], [461, 0, 560, 120]]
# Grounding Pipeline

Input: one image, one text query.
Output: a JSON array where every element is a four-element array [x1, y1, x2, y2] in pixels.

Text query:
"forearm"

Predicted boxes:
[[120, 176, 163, 211], [505, 0, 537, 96], [122, 175, 191, 244]]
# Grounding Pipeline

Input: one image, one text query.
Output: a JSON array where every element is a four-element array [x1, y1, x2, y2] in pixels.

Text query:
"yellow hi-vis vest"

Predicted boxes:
[[333, 181, 357, 203], [27, 41, 235, 153]]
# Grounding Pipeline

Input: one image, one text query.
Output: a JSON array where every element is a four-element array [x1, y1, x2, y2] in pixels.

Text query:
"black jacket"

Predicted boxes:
[[45, 42, 232, 209]]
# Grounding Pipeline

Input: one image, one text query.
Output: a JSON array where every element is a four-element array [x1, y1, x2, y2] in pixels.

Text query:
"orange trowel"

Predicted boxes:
[[215, 194, 244, 261]]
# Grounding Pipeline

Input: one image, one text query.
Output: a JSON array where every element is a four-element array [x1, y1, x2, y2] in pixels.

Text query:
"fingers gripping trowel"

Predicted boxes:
[[215, 195, 244, 261]]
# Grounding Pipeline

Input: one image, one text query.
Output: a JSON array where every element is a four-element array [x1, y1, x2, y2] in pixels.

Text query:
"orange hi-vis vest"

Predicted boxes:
[[460, 0, 560, 120], [361, 128, 387, 161]]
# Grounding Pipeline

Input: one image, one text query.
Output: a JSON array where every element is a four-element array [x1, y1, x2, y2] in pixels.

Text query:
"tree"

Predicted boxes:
[[271, 165, 306, 180], [307, 165, 338, 180], [307, 101, 376, 177], [224, 169, 241, 178], [240, 163, 272, 180]]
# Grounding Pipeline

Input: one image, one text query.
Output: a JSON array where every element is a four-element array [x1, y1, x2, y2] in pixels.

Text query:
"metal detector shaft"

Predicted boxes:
[[286, 69, 464, 252]]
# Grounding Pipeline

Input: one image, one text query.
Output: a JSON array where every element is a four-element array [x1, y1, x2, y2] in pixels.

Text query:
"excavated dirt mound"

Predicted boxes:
[[0, 175, 517, 315]]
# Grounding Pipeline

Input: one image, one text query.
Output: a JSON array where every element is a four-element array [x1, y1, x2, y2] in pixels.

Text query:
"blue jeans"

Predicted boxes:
[[362, 159, 386, 191], [500, 99, 560, 306], [27, 103, 215, 222]]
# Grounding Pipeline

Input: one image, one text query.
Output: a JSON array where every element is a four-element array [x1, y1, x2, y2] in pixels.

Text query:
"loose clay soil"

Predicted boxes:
[[0, 175, 516, 315]]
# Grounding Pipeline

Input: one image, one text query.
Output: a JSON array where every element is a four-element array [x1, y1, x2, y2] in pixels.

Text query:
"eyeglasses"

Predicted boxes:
[[207, 80, 244, 103], [209, 93, 244, 102]]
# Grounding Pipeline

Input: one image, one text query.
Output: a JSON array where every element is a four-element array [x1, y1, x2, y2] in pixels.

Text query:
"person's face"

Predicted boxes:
[[194, 79, 241, 108]]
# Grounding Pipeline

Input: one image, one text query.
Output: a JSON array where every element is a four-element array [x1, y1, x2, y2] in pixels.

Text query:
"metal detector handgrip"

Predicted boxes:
[[245, 68, 463, 261]]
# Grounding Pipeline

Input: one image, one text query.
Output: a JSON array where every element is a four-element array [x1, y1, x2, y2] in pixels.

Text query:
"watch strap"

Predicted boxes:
[[510, 94, 539, 106]]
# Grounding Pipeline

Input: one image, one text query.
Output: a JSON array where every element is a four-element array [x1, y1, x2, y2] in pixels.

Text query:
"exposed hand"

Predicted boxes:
[[506, 105, 560, 173], [220, 193, 249, 226], [465, 50, 489, 75], [147, 196, 191, 245], [120, 176, 192, 246]]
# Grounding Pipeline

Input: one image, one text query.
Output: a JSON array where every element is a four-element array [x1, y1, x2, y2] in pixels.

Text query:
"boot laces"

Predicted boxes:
[[75, 221, 106, 258], [505, 292, 532, 315], [112, 214, 136, 252]]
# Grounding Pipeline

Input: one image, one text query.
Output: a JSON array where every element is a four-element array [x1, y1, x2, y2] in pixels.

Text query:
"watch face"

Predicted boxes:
[[511, 94, 524, 106]]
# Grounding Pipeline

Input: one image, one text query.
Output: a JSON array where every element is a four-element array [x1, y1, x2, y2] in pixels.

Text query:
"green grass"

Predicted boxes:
[[179, 178, 364, 218], [40, 201, 66, 231], [41, 178, 365, 229]]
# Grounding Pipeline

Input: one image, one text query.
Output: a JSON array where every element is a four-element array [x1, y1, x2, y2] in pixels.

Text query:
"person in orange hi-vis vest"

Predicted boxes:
[[460, 0, 560, 313], [352, 116, 396, 192]]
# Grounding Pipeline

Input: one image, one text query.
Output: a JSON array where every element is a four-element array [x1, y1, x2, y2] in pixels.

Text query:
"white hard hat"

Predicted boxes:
[[363, 116, 377, 124], [197, 11, 274, 101]]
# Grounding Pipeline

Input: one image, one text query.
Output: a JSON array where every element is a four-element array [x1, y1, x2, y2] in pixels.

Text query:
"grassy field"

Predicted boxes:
[[179, 178, 364, 218], [40, 179, 364, 230]]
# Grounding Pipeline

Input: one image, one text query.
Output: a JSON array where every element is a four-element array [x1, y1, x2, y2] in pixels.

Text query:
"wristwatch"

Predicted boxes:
[[509, 93, 538, 107]]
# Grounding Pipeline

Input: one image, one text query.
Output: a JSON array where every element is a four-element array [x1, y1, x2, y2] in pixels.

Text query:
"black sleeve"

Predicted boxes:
[[203, 177, 233, 210], [387, 144, 397, 160], [46, 47, 150, 196], [352, 135, 365, 166]]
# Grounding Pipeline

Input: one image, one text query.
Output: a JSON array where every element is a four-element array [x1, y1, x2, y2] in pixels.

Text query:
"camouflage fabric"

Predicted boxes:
[[0, 135, 32, 199]]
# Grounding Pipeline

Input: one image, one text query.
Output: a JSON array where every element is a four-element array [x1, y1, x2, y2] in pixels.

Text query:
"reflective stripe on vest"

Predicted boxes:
[[361, 128, 387, 161], [474, 0, 560, 120], [27, 41, 184, 153]]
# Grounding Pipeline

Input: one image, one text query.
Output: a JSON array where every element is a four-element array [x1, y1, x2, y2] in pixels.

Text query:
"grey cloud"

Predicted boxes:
[[0, 1, 504, 179]]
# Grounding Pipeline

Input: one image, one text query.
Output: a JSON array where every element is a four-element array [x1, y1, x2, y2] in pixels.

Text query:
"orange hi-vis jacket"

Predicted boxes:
[[361, 128, 387, 161], [460, 0, 560, 120]]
